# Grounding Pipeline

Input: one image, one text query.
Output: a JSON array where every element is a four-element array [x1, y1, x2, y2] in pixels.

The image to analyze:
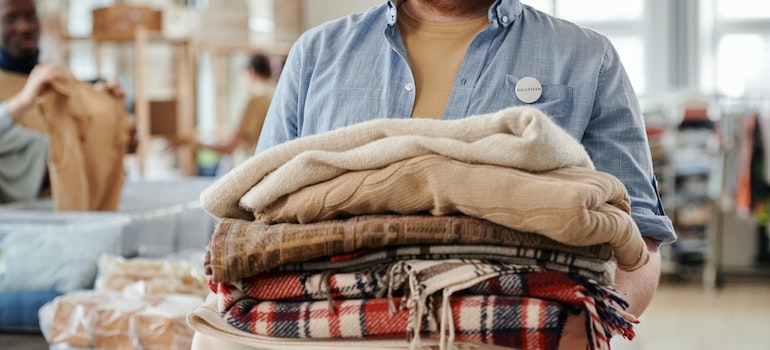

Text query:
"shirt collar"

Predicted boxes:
[[0, 48, 38, 75], [386, 0, 522, 28]]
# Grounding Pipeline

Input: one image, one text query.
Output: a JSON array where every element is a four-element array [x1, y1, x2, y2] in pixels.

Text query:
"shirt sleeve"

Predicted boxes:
[[0, 102, 15, 138], [582, 43, 676, 245]]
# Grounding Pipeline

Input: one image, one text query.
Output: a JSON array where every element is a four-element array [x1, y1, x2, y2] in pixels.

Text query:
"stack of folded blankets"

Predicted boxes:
[[188, 106, 648, 350]]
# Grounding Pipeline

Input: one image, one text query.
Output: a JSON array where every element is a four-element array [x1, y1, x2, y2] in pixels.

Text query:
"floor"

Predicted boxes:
[[0, 332, 48, 350], [2, 279, 769, 350], [612, 278, 770, 350]]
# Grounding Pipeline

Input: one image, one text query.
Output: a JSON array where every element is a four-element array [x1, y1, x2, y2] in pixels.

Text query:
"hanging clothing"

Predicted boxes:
[[734, 113, 757, 218]]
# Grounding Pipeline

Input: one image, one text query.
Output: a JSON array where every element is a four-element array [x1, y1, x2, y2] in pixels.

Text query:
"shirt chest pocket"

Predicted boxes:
[[497, 75, 574, 120]]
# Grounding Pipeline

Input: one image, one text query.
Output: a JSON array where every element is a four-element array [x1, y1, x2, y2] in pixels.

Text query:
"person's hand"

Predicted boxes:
[[8, 63, 71, 120], [558, 312, 589, 349], [166, 133, 197, 151], [18, 63, 70, 105], [93, 77, 126, 100]]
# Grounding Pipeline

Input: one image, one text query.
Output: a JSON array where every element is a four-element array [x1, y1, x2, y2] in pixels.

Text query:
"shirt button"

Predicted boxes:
[[502, 16, 509, 23], [405, 83, 414, 91]]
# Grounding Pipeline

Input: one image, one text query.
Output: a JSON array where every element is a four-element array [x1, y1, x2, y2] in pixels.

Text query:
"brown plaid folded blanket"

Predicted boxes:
[[214, 264, 634, 350], [206, 215, 614, 283]]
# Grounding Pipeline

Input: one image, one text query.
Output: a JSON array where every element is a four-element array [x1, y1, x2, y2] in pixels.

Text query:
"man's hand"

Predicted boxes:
[[558, 237, 661, 349], [7, 63, 70, 120]]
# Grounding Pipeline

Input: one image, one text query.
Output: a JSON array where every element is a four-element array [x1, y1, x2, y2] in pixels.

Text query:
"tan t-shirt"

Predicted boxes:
[[238, 94, 271, 153], [396, 7, 490, 119], [232, 93, 271, 166]]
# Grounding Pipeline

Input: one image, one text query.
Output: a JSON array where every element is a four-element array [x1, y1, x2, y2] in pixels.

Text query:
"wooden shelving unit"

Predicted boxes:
[[60, 28, 198, 177], [133, 27, 197, 177]]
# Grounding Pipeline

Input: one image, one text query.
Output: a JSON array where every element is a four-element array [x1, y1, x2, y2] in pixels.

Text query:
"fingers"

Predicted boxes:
[[93, 76, 126, 99], [8, 63, 71, 119], [14, 63, 70, 109], [24, 63, 71, 97]]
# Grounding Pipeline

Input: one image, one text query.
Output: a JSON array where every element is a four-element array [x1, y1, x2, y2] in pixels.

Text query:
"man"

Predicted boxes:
[[256, 0, 677, 348], [0, 0, 124, 203]]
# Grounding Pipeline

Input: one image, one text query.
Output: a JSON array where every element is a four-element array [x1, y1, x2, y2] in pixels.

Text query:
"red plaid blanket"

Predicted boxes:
[[224, 295, 565, 349], [212, 263, 634, 350]]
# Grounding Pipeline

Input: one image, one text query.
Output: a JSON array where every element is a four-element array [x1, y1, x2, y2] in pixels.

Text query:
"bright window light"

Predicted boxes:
[[716, 34, 764, 96], [717, 0, 770, 19], [609, 36, 646, 93], [556, 0, 643, 22], [521, 0, 554, 14], [249, 18, 275, 33]]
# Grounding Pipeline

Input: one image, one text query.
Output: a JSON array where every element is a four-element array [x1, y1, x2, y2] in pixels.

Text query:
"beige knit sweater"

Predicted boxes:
[[201, 106, 594, 220]]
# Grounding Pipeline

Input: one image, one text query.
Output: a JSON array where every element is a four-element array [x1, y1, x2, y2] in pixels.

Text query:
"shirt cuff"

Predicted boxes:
[[632, 209, 677, 245]]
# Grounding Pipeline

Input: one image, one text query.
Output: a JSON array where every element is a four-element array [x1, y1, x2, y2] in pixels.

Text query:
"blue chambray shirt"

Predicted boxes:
[[256, 0, 676, 244]]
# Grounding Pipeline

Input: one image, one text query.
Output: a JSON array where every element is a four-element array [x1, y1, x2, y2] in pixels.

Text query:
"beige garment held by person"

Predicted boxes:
[[35, 79, 131, 211]]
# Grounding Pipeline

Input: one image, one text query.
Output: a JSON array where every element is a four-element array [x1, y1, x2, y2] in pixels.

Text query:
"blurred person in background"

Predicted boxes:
[[193, 53, 276, 175], [0, 0, 125, 203]]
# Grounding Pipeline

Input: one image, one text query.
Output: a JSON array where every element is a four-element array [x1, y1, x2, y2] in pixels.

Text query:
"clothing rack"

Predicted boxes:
[[704, 94, 770, 289], [643, 92, 721, 280]]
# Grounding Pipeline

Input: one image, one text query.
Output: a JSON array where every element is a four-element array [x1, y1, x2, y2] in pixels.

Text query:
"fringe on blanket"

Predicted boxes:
[[215, 262, 636, 350], [385, 263, 636, 350]]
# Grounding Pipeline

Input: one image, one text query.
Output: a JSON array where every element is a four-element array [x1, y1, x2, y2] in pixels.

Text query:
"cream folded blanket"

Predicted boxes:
[[254, 155, 646, 271], [200, 106, 593, 220]]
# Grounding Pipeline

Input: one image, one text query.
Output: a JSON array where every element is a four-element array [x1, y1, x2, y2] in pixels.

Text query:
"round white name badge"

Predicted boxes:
[[515, 76, 542, 103]]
